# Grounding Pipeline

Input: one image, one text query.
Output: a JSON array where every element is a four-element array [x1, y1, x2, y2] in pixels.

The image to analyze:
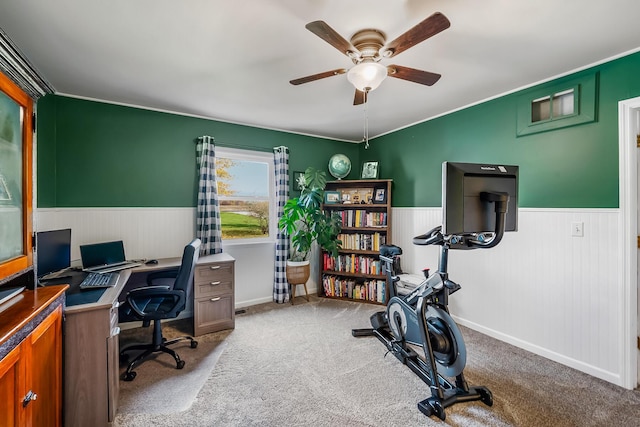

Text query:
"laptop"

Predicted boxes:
[[80, 240, 142, 273]]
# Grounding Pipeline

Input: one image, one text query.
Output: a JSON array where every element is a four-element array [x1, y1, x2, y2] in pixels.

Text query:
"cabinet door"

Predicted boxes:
[[29, 306, 63, 427], [0, 344, 25, 427]]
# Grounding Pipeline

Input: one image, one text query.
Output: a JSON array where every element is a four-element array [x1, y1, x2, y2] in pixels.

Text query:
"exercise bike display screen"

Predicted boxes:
[[442, 162, 518, 235]]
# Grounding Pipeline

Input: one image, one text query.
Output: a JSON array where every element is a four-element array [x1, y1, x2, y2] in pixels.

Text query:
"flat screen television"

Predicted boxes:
[[442, 162, 518, 235], [36, 228, 72, 279]]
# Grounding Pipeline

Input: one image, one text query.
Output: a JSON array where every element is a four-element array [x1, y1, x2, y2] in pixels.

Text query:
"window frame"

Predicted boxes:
[[215, 146, 275, 245], [0, 70, 33, 281]]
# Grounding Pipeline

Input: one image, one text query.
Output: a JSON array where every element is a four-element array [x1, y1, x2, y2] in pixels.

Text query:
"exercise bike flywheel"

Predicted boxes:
[[424, 305, 466, 377]]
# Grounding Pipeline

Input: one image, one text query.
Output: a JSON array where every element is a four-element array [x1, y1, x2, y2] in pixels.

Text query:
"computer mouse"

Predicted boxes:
[[145, 259, 159, 265]]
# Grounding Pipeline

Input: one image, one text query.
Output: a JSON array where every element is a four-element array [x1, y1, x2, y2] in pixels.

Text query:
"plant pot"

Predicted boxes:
[[286, 260, 311, 285]]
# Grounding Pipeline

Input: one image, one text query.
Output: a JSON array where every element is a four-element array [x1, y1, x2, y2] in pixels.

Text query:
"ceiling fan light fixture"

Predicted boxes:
[[347, 61, 387, 92]]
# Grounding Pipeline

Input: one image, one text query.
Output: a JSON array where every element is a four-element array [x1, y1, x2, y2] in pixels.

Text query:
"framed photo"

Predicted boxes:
[[292, 171, 305, 192], [373, 187, 387, 204], [324, 191, 341, 204], [361, 161, 379, 179]]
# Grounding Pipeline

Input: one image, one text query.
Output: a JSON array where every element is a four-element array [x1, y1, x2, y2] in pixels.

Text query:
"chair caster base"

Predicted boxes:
[[122, 371, 137, 381]]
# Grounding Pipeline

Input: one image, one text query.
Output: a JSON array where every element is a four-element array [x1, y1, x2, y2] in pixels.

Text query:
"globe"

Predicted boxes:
[[328, 154, 351, 179]]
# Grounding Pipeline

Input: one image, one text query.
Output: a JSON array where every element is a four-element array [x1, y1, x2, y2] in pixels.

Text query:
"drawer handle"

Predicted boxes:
[[210, 297, 221, 302], [210, 281, 221, 286], [23, 390, 37, 407], [209, 265, 221, 270]]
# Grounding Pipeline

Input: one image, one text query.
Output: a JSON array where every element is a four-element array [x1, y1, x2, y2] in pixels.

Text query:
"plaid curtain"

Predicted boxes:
[[196, 136, 223, 255], [273, 146, 290, 303]]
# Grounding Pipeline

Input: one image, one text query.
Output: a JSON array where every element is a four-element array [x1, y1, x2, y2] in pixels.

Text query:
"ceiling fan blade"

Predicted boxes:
[[290, 68, 347, 85], [387, 65, 441, 86], [384, 12, 450, 58], [353, 89, 367, 105], [305, 21, 359, 57]]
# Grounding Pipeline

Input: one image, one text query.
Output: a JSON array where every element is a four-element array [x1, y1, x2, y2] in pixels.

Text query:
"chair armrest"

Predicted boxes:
[[146, 268, 180, 285], [126, 286, 185, 318]]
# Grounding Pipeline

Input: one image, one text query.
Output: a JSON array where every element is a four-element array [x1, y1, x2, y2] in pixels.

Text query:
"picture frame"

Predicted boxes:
[[324, 190, 341, 204], [361, 161, 379, 179], [292, 171, 305, 192], [373, 187, 387, 204]]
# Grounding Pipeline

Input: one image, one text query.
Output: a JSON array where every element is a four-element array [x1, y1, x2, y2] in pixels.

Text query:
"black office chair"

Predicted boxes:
[[119, 238, 201, 381]]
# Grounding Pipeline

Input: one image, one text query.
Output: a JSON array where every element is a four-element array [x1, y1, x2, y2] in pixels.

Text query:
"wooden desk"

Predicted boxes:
[[62, 253, 234, 427]]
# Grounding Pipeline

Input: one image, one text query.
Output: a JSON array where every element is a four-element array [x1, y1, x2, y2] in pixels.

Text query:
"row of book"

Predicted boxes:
[[337, 232, 386, 252], [333, 210, 387, 228], [322, 275, 386, 303], [323, 253, 383, 276]]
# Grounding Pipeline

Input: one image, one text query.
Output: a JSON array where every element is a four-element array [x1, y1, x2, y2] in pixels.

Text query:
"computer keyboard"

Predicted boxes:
[[79, 272, 118, 289]]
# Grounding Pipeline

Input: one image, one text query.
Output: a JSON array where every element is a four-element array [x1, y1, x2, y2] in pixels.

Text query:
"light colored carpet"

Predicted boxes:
[[117, 321, 230, 415], [114, 297, 640, 426]]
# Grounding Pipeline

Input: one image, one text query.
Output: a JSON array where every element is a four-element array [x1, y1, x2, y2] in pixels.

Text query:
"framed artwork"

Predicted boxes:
[[324, 191, 341, 204], [292, 171, 305, 192], [373, 187, 387, 204], [361, 161, 379, 179]]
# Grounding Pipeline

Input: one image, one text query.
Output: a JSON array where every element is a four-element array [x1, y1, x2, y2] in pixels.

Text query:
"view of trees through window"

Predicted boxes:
[[216, 152, 271, 240]]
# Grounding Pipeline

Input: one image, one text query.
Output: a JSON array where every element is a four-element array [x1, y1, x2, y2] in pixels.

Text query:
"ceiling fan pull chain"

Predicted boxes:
[[363, 90, 369, 149]]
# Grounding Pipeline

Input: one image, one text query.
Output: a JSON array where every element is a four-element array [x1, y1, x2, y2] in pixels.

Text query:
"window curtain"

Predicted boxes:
[[273, 146, 290, 303], [196, 135, 223, 255]]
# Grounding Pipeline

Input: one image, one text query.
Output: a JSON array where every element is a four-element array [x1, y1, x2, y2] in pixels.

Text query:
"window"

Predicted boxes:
[[517, 72, 597, 136], [531, 88, 575, 123], [216, 147, 274, 242]]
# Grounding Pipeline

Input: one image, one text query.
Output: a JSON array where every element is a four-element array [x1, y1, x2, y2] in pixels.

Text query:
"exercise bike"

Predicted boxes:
[[353, 191, 510, 420]]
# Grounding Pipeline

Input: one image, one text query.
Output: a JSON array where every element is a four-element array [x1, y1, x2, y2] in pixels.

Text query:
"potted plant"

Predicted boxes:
[[278, 167, 342, 285]]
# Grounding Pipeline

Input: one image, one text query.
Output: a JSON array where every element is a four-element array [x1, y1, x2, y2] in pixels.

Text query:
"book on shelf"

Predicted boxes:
[[322, 274, 386, 304], [334, 210, 387, 228], [323, 253, 382, 275], [337, 232, 386, 251]]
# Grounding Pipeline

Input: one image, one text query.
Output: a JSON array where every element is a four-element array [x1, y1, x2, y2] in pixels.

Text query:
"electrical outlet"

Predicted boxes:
[[571, 221, 584, 237]]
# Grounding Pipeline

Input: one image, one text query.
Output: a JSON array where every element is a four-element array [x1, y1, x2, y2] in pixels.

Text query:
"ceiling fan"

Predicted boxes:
[[290, 12, 451, 105]]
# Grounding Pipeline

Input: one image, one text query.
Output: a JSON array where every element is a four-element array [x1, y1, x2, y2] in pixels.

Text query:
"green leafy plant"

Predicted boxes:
[[278, 167, 342, 261]]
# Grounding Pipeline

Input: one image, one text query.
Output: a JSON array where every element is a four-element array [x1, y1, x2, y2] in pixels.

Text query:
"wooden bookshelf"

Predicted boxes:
[[320, 179, 392, 305]]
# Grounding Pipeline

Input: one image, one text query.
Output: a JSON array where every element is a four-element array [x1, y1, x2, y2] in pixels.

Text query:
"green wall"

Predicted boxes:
[[37, 96, 360, 207], [38, 51, 640, 209], [364, 51, 640, 208]]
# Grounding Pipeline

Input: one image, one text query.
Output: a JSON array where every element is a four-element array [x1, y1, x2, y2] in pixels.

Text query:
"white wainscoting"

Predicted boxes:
[[38, 206, 629, 387], [394, 207, 625, 386], [36, 208, 289, 309]]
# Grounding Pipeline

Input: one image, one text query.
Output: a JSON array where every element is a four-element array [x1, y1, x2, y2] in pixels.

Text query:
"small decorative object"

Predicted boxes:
[[324, 191, 340, 204], [373, 187, 387, 204], [361, 161, 379, 179], [328, 154, 351, 180]]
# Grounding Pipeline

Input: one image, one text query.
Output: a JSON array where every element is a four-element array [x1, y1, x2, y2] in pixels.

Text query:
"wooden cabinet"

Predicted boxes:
[[320, 179, 392, 305], [0, 286, 66, 427], [193, 253, 235, 336]]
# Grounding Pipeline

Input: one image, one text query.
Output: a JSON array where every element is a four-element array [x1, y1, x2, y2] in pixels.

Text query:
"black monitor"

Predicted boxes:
[[36, 228, 72, 278], [442, 162, 518, 235]]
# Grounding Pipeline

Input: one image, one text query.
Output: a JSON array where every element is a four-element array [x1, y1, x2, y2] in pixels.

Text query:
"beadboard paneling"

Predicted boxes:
[[38, 206, 628, 386]]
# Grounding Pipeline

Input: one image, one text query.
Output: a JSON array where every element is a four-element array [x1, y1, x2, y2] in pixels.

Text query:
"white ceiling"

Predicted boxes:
[[1, 0, 640, 142]]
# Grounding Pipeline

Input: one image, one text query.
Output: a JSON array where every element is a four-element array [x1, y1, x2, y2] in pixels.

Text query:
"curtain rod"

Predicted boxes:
[[195, 136, 274, 153]]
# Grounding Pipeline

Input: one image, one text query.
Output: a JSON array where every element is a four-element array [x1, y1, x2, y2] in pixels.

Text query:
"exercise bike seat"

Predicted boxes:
[[380, 244, 402, 257]]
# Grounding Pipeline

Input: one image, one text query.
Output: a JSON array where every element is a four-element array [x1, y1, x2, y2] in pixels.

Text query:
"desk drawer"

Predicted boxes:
[[194, 293, 234, 335], [195, 278, 233, 298], [195, 262, 234, 283]]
